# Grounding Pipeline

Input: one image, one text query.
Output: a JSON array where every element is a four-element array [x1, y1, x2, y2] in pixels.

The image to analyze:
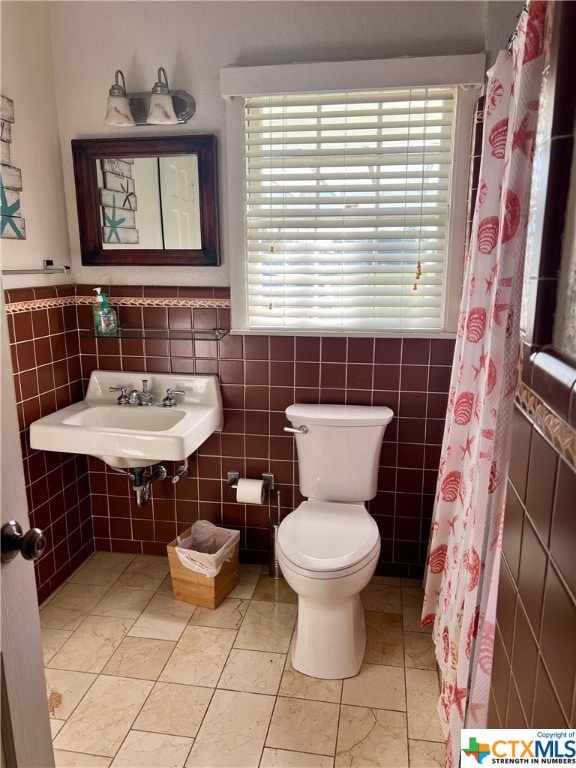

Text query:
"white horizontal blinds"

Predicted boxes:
[[244, 87, 456, 331]]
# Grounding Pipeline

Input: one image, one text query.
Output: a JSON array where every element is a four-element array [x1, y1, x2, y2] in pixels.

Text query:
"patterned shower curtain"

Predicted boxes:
[[421, 3, 547, 765]]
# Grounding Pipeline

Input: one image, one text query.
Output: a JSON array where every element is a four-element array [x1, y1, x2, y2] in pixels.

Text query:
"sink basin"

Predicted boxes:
[[30, 370, 223, 469], [63, 406, 185, 432]]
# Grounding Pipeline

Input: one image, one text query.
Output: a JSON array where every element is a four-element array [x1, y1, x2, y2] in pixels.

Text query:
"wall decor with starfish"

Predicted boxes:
[[100, 158, 139, 244], [0, 95, 26, 240]]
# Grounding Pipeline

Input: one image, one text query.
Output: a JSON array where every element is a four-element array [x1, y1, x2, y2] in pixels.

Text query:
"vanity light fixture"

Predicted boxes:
[[104, 70, 135, 127], [147, 67, 178, 124], [104, 67, 196, 127]]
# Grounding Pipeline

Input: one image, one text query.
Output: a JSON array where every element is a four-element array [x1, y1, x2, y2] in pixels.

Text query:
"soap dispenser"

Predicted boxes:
[[93, 288, 118, 336]]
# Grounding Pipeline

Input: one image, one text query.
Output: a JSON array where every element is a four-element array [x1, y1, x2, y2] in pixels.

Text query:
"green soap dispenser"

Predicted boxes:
[[93, 287, 118, 336]]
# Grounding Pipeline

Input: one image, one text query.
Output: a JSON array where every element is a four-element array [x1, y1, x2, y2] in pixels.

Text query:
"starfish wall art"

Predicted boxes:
[[1, 95, 26, 240], [100, 157, 139, 245]]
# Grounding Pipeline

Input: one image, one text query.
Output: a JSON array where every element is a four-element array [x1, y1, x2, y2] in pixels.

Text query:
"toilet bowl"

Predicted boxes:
[[279, 403, 394, 680], [277, 500, 381, 679]]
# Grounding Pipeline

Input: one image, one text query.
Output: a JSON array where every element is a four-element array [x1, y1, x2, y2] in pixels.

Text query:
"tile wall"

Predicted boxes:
[[6, 283, 454, 600], [5, 286, 93, 603], [487, 396, 576, 728], [78, 285, 453, 578]]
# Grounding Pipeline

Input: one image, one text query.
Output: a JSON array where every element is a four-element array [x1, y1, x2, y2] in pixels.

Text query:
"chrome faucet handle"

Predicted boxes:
[[109, 386, 130, 405], [162, 388, 185, 408]]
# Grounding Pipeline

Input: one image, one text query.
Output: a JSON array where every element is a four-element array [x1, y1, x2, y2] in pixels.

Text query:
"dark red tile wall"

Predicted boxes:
[[5, 282, 455, 601], [77, 284, 453, 579], [488, 403, 576, 728], [5, 286, 93, 604]]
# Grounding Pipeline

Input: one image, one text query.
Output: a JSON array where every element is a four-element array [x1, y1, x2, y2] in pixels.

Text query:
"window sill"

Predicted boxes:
[[230, 328, 457, 339]]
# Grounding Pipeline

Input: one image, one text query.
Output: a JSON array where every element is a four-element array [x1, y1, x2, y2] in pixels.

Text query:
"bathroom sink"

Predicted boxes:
[[30, 370, 223, 469]]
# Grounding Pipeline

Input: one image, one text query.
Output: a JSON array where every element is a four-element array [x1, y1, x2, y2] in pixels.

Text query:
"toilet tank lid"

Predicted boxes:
[[286, 403, 394, 426]]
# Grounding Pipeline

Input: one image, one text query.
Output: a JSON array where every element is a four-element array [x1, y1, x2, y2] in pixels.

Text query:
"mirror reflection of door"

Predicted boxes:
[[160, 155, 202, 249], [100, 155, 201, 250]]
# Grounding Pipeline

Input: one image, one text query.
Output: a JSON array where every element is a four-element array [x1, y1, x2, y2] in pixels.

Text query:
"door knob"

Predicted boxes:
[[1, 520, 47, 563]]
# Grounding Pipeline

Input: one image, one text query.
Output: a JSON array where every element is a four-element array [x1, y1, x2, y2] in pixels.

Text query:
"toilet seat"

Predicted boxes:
[[277, 501, 380, 579]]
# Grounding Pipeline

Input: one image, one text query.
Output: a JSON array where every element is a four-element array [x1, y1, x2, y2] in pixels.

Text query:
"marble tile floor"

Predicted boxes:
[[41, 551, 446, 768]]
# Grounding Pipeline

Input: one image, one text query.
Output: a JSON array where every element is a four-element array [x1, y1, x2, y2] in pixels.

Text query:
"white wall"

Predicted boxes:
[[0, 2, 72, 290], [1, 1, 518, 290], [49, 0, 487, 288], [483, 1, 523, 68]]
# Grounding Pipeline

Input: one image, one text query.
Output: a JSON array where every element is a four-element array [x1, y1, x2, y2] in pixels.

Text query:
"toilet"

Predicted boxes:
[[277, 403, 394, 680]]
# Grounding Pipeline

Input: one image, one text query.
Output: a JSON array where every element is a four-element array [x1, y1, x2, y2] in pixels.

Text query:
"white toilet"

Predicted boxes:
[[277, 403, 394, 680]]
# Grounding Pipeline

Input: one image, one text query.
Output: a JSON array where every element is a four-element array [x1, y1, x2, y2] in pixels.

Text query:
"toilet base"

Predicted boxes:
[[291, 593, 366, 679]]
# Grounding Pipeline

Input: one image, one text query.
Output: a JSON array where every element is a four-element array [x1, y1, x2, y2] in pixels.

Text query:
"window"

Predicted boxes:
[[222, 56, 484, 335]]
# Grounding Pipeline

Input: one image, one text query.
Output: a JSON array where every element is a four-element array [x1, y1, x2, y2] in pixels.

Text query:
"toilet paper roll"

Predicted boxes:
[[235, 478, 266, 504]]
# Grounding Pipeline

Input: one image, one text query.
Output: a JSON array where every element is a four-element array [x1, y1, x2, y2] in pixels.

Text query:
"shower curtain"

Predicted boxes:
[[421, 3, 547, 765]]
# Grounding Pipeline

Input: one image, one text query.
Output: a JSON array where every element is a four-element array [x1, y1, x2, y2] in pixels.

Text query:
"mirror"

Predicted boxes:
[[99, 156, 202, 250], [72, 135, 220, 266]]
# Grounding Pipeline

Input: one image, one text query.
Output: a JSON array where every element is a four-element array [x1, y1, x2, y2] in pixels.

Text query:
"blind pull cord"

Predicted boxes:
[[413, 259, 422, 291]]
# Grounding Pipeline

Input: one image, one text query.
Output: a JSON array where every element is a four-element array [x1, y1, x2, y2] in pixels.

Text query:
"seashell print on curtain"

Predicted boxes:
[[421, 3, 547, 766]]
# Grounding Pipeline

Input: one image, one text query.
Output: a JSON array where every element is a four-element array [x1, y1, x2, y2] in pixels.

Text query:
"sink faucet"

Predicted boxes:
[[128, 379, 155, 406]]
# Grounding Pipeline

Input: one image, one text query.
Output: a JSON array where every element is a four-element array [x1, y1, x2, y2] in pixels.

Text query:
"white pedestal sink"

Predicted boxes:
[[30, 370, 223, 469]]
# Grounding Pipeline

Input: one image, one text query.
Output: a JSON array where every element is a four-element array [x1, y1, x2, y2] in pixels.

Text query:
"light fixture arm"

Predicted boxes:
[[152, 67, 170, 94], [108, 70, 128, 98]]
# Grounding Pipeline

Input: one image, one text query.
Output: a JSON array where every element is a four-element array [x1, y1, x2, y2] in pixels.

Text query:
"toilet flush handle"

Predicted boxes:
[[284, 425, 309, 434]]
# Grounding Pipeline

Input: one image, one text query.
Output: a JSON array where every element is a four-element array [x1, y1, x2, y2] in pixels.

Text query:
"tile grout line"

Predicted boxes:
[[401, 581, 412, 765], [255, 599, 297, 766]]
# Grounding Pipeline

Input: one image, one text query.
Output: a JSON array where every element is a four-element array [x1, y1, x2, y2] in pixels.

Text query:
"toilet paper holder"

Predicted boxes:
[[227, 471, 275, 492]]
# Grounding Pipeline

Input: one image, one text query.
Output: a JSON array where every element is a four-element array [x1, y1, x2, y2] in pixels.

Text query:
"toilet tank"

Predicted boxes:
[[286, 403, 394, 502]]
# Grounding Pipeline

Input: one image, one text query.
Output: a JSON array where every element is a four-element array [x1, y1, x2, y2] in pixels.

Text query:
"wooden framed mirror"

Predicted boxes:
[[72, 134, 220, 267]]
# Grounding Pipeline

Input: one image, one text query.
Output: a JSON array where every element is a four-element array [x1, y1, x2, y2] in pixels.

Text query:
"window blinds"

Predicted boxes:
[[243, 87, 457, 331]]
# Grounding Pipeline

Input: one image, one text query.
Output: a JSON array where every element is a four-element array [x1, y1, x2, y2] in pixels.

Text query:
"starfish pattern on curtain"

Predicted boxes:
[[421, 3, 547, 765]]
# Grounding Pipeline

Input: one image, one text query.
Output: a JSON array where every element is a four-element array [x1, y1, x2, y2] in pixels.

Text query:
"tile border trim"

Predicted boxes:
[[75, 296, 230, 309], [5, 296, 231, 314], [5, 296, 78, 313], [517, 380, 576, 470]]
